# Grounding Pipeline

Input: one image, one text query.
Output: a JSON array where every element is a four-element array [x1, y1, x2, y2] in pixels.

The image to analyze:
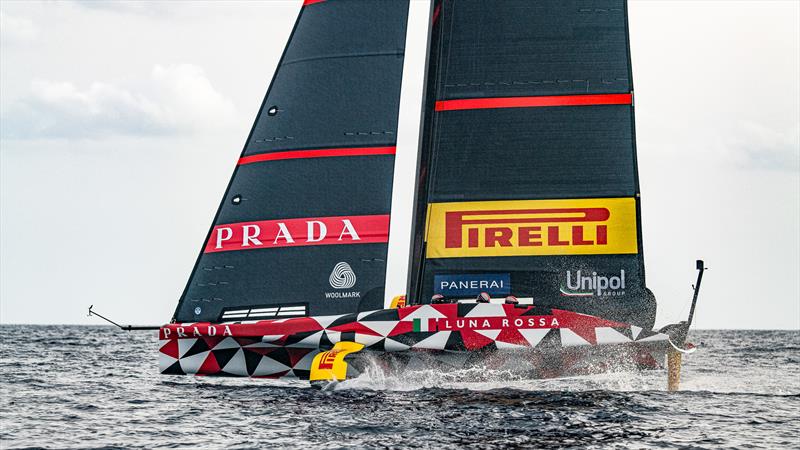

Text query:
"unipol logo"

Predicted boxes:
[[426, 198, 639, 258], [561, 269, 626, 297], [204, 214, 390, 253], [329, 262, 356, 289]]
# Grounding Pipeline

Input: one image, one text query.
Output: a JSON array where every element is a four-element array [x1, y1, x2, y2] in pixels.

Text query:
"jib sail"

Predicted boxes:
[[409, 0, 656, 328], [172, 0, 410, 324]]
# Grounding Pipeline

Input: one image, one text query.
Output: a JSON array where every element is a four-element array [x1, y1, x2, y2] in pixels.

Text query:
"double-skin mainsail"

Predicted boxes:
[[172, 0, 410, 324], [408, 0, 656, 329]]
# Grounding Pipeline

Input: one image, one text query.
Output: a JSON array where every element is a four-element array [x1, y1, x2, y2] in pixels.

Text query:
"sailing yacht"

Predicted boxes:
[[158, 0, 702, 388]]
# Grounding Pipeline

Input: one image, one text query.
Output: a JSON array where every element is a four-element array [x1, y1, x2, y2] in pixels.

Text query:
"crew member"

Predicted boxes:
[[431, 294, 448, 304]]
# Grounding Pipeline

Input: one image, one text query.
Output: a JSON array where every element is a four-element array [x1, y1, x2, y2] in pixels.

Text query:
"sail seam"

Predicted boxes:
[[282, 51, 405, 67], [238, 146, 396, 165]]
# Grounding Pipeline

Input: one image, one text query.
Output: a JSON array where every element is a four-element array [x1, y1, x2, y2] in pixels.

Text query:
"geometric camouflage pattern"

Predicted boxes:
[[159, 303, 672, 379]]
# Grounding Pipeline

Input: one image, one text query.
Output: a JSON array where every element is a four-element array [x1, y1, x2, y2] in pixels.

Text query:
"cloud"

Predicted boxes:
[[0, 11, 39, 43], [720, 121, 800, 172], [1, 64, 237, 139], [68, 0, 172, 16]]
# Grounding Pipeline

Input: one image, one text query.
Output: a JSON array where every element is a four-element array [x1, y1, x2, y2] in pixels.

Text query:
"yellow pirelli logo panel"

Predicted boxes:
[[426, 198, 638, 258]]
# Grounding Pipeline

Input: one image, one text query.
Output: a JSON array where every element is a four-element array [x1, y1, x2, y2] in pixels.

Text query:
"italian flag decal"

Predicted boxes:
[[559, 285, 594, 297], [412, 318, 435, 332]]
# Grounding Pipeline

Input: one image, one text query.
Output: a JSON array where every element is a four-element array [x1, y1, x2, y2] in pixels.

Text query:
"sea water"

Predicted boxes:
[[1, 326, 797, 449]]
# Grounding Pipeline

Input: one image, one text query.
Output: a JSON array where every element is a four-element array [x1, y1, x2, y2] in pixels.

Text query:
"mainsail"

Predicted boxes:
[[409, 0, 656, 328], [172, 0, 410, 323]]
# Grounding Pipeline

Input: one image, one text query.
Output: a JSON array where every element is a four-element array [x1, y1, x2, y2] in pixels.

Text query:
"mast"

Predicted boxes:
[[383, 0, 434, 307]]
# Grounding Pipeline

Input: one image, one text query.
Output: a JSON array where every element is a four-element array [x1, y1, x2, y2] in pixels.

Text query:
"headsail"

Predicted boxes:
[[410, 0, 656, 328], [173, 0, 410, 323]]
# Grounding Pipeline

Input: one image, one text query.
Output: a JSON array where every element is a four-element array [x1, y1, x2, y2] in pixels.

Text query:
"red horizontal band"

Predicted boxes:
[[303, 0, 325, 6], [435, 93, 632, 112], [205, 214, 390, 254], [238, 146, 396, 166]]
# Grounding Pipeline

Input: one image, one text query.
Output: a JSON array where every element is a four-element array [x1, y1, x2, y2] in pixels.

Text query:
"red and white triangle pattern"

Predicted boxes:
[[159, 304, 671, 378]]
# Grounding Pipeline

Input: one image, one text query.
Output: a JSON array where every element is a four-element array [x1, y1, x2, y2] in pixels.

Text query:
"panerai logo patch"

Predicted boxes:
[[561, 270, 626, 297], [434, 273, 510, 296]]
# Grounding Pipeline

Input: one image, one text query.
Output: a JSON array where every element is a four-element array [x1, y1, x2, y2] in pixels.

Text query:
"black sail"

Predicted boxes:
[[173, 0, 410, 323], [410, 0, 656, 328]]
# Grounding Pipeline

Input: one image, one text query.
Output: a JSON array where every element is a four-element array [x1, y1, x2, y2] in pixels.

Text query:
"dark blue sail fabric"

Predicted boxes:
[[173, 0, 409, 323], [411, 0, 655, 329]]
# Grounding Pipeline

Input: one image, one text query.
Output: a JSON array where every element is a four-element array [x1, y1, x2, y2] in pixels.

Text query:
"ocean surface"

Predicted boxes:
[[0, 327, 798, 449]]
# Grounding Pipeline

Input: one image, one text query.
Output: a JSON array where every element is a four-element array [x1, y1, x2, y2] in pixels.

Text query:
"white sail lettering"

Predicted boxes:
[[338, 219, 361, 241], [274, 223, 295, 244], [223, 325, 233, 336], [596, 276, 609, 294], [215, 227, 233, 249], [177, 327, 186, 338], [207, 326, 217, 336], [242, 225, 263, 247], [307, 221, 327, 243], [566, 270, 580, 290], [163, 328, 171, 338]]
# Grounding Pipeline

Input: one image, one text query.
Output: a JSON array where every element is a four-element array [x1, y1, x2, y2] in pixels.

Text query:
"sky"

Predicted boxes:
[[1, 0, 798, 329]]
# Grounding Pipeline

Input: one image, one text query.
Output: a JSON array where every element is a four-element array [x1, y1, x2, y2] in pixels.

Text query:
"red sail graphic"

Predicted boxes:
[[204, 215, 390, 253]]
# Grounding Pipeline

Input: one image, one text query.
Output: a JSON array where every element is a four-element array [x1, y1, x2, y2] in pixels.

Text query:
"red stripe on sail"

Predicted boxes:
[[303, 0, 326, 6], [204, 214, 390, 254], [434, 93, 632, 111], [238, 146, 396, 166]]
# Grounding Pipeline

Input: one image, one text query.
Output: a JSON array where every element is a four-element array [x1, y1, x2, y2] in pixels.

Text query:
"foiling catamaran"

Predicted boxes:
[[103, 0, 708, 390]]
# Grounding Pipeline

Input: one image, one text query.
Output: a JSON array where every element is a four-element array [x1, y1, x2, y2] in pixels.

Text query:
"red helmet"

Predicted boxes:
[[504, 295, 519, 305], [476, 292, 491, 303], [431, 294, 447, 304]]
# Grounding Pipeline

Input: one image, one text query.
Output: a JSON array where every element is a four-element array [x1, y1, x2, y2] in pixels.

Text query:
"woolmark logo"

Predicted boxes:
[[329, 262, 356, 289], [561, 269, 626, 297]]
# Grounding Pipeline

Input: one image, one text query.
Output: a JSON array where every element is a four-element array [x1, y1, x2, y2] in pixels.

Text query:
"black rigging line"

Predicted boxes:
[[87, 305, 161, 331]]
